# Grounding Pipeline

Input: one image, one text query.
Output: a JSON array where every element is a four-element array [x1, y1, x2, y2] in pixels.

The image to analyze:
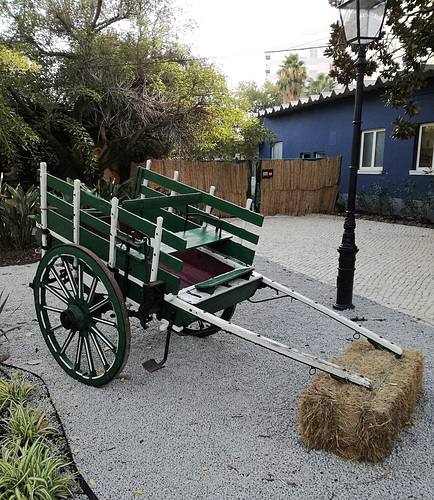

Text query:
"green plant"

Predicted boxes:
[[4, 404, 57, 445], [356, 182, 394, 216], [0, 373, 33, 411], [0, 439, 75, 499], [0, 176, 38, 249]]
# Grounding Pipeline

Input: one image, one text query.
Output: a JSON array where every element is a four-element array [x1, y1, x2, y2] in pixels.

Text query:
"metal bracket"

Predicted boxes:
[[142, 310, 174, 372], [138, 280, 165, 328]]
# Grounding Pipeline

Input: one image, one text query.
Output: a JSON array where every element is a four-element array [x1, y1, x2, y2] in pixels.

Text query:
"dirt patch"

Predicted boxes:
[[0, 245, 41, 267]]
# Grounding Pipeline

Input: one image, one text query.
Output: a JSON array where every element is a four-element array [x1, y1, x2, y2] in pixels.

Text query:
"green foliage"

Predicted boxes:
[[306, 73, 336, 95], [0, 373, 76, 499], [4, 404, 58, 445], [0, 0, 259, 179], [326, 0, 434, 140], [277, 53, 308, 102], [0, 440, 75, 500], [236, 81, 283, 114], [0, 178, 38, 249], [356, 182, 394, 216], [0, 373, 33, 411]]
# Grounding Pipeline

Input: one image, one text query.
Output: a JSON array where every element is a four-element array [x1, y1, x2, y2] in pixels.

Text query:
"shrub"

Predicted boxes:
[[0, 176, 38, 249]]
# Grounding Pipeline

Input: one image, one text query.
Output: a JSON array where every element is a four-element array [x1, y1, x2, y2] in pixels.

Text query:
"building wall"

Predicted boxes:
[[260, 77, 434, 197]]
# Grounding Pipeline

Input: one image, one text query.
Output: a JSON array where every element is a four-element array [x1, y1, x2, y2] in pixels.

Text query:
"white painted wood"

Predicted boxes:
[[73, 179, 81, 245], [203, 185, 215, 227], [108, 197, 119, 269], [165, 293, 373, 389], [39, 163, 48, 256], [261, 275, 403, 357], [150, 216, 164, 281], [168, 170, 179, 213]]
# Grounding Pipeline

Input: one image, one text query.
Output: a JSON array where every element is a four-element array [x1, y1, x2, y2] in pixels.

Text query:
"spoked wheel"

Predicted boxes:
[[33, 245, 130, 386], [181, 305, 236, 338]]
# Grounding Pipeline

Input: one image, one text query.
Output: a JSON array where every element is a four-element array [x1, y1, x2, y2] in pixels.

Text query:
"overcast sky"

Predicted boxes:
[[177, 0, 340, 87]]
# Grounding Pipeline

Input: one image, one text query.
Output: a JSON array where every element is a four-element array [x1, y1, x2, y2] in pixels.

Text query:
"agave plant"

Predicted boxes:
[[0, 176, 38, 249]]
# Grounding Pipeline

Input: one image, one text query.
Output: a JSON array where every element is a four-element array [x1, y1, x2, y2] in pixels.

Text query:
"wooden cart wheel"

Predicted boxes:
[[181, 305, 236, 338], [33, 244, 130, 386]]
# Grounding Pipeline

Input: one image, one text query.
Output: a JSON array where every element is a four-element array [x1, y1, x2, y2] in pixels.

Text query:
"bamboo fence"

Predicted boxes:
[[259, 157, 341, 216], [130, 157, 341, 216]]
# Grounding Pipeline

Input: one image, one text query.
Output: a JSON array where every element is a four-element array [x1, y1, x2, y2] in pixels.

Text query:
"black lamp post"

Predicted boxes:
[[334, 0, 389, 310]]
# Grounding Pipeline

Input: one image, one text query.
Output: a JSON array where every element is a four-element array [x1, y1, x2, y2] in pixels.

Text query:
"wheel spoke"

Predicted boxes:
[[88, 297, 110, 315], [88, 330, 110, 370], [74, 334, 84, 371], [77, 261, 84, 300], [91, 314, 117, 328], [89, 325, 117, 353], [61, 257, 78, 297], [42, 304, 65, 314], [43, 283, 69, 305], [50, 266, 74, 301], [60, 330, 77, 355], [86, 276, 99, 306], [82, 334, 96, 376]]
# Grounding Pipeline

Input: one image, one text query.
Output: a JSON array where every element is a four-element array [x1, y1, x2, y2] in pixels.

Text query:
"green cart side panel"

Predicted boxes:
[[78, 226, 181, 296], [130, 180, 259, 246], [80, 210, 111, 238], [175, 226, 232, 250], [186, 206, 260, 245], [210, 239, 256, 266], [46, 174, 74, 198], [81, 191, 111, 215], [134, 167, 264, 227], [118, 207, 188, 254], [47, 211, 73, 242], [47, 193, 74, 218], [173, 277, 263, 328], [122, 193, 203, 212], [195, 266, 254, 294]]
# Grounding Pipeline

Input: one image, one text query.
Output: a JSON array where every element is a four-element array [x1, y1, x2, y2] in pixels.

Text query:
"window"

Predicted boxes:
[[271, 141, 283, 159], [359, 129, 385, 173], [300, 152, 311, 159], [415, 123, 434, 173], [315, 151, 325, 158]]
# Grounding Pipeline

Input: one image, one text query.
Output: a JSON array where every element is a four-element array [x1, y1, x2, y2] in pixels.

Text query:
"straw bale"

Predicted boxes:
[[299, 340, 423, 463]]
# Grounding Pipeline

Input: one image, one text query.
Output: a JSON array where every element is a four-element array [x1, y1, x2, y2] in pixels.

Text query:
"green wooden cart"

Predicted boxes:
[[33, 161, 402, 388]]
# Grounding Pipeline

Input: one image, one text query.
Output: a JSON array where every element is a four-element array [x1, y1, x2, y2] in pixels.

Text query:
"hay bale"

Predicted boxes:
[[299, 340, 423, 463]]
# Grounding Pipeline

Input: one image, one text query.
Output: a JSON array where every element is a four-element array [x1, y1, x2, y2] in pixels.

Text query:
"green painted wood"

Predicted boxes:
[[135, 167, 264, 227], [195, 266, 254, 293], [47, 211, 73, 242], [80, 210, 111, 237], [187, 206, 260, 245], [122, 193, 202, 212], [176, 226, 232, 249], [81, 191, 111, 215], [118, 207, 188, 254], [46, 175, 74, 197], [173, 276, 262, 328], [211, 239, 256, 266], [47, 193, 73, 218]]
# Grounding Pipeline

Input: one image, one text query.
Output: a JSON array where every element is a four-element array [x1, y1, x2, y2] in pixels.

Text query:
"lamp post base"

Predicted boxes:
[[334, 212, 358, 310]]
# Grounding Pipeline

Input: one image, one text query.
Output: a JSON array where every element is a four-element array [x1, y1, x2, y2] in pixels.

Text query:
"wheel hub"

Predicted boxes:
[[60, 304, 88, 331]]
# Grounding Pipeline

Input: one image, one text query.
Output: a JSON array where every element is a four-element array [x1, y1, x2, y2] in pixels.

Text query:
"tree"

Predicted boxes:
[[306, 73, 336, 95], [326, 0, 434, 140], [276, 54, 308, 103], [0, 0, 256, 182], [235, 80, 283, 114]]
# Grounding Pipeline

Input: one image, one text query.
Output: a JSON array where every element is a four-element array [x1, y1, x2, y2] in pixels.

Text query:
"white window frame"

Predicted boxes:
[[413, 122, 434, 175], [359, 128, 385, 175], [271, 141, 283, 159]]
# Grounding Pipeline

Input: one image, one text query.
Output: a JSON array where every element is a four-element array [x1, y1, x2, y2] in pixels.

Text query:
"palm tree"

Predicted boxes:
[[306, 74, 336, 95], [277, 54, 307, 103]]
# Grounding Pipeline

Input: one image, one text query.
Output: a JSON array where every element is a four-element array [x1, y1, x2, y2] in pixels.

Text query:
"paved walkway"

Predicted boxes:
[[249, 214, 434, 326]]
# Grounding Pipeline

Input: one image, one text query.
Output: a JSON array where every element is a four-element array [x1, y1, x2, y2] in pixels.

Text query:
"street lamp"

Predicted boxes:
[[334, 0, 388, 310]]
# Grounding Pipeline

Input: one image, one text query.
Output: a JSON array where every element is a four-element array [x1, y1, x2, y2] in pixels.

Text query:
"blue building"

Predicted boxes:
[[259, 67, 434, 215]]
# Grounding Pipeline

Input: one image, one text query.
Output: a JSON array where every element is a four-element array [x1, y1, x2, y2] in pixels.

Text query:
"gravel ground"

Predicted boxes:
[[0, 255, 432, 500]]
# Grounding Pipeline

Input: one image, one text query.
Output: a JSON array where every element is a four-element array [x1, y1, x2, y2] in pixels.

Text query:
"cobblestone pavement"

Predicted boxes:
[[250, 214, 434, 326]]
